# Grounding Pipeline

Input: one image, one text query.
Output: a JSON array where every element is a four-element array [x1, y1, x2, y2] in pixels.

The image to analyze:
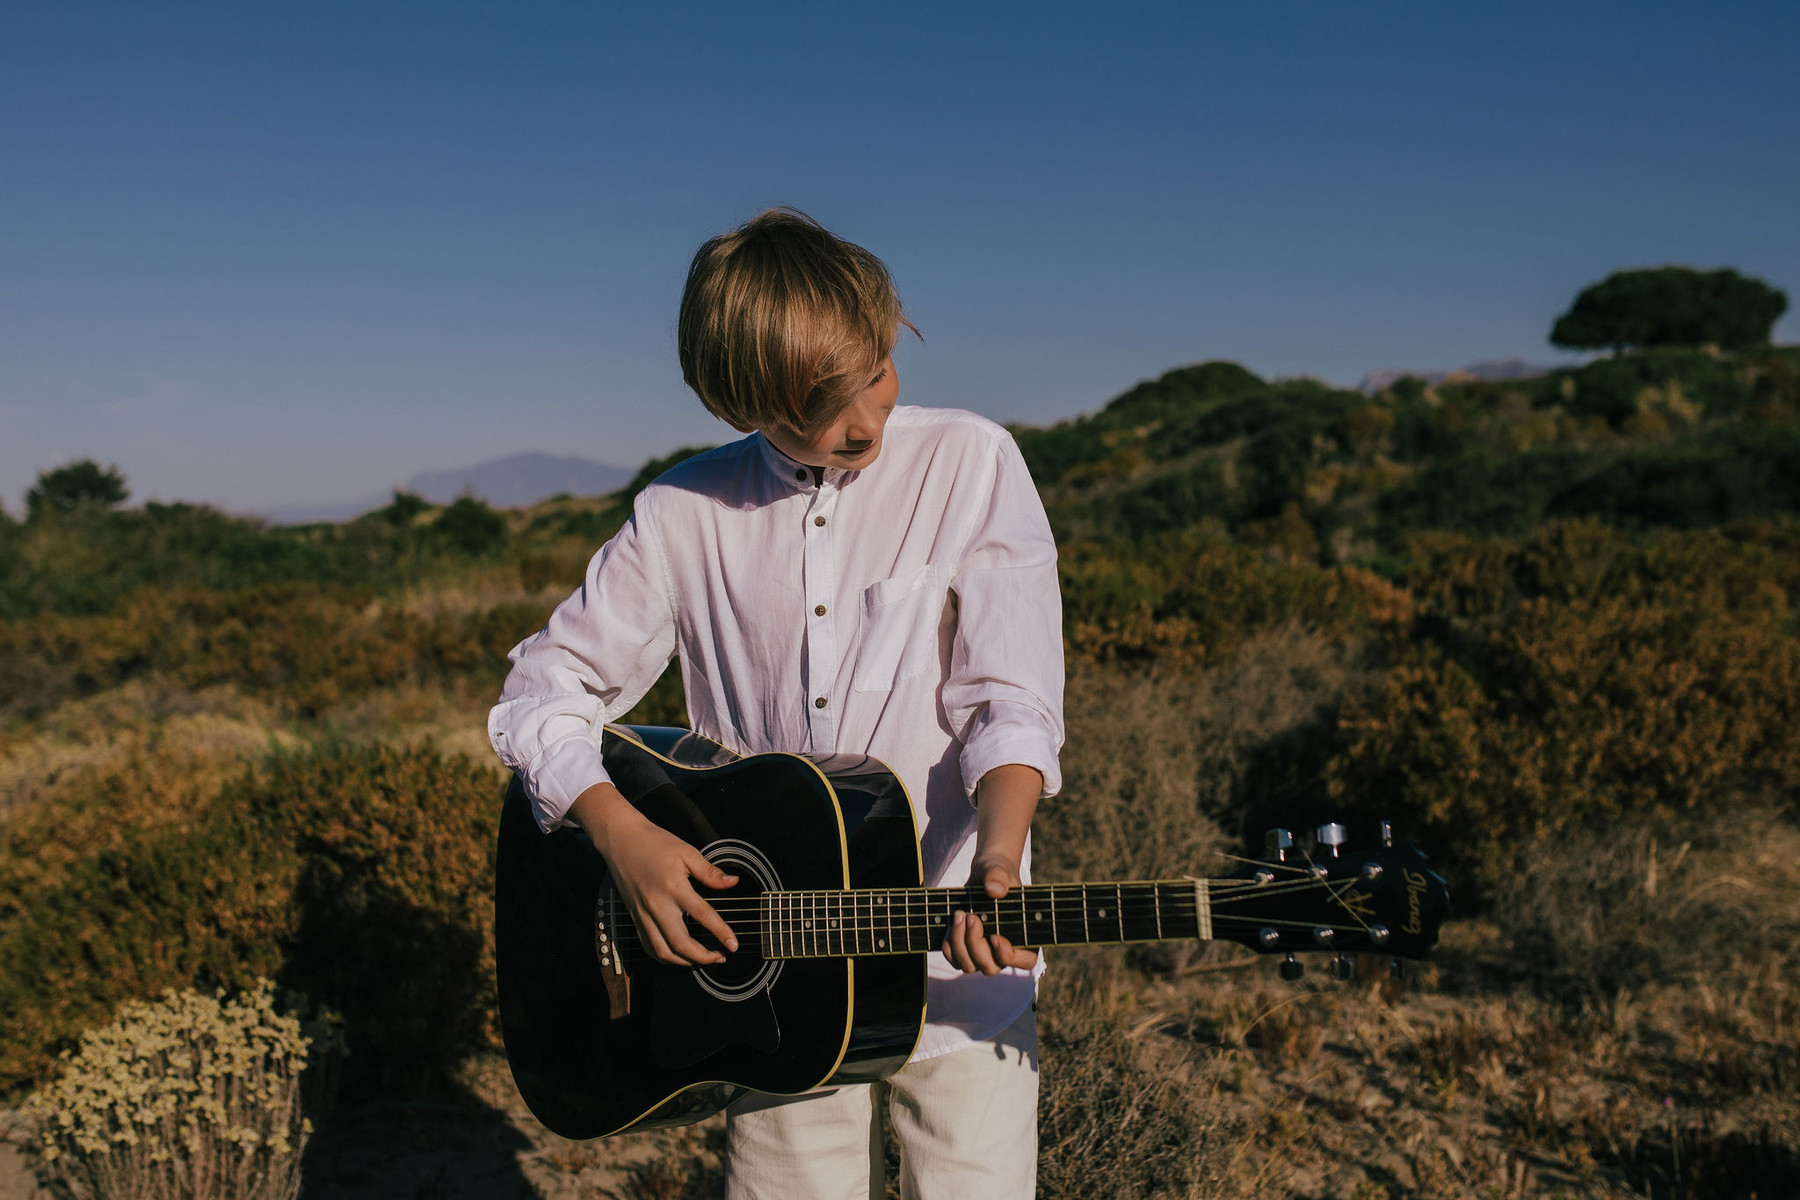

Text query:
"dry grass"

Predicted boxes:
[[1037, 952, 1272, 1200]]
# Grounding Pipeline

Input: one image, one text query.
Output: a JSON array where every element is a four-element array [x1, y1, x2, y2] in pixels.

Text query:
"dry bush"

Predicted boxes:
[[1486, 815, 1800, 1000], [0, 753, 297, 1094], [0, 585, 551, 721], [1042, 626, 1371, 889], [0, 743, 503, 1099], [24, 981, 341, 1200], [1036, 953, 1262, 1200], [1329, 520, 1800, 892], [1058, 532, 1389, 667]]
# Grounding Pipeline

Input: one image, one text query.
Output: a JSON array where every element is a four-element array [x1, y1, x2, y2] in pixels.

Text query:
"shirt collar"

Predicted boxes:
[[753, 432, 858, 493]]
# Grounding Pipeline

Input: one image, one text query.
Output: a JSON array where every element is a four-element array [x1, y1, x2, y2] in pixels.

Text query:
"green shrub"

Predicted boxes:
[[1548, 422, 1800, 528], [1376, 446, 1596, 541], [432, 496, 507, 555], [24, 981, 341, 1200], [1552, 348, 1747, 426]]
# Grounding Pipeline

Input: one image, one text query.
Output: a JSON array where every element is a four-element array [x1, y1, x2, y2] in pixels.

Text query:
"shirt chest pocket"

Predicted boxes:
[[852, 564, 949, 693]]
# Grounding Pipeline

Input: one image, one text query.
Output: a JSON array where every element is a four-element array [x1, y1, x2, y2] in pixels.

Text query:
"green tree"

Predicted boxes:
[[25, 460, 129, 521], [1550, 266, 1788, 352]]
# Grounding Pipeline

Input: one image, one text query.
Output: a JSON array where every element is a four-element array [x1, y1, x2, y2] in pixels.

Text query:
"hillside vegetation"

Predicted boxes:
[[3, 344, 1798, 1198]]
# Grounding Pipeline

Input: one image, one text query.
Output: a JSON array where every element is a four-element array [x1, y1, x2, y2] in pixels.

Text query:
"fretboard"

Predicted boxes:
[[756, 881, 1216, 959]]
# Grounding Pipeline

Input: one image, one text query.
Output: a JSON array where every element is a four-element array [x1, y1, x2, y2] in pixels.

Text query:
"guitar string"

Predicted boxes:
[[672, 873, 1341, 915]]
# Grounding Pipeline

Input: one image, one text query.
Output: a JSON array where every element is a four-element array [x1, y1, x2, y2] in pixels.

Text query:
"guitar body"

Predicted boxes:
[[496, 725, 926, 1140]]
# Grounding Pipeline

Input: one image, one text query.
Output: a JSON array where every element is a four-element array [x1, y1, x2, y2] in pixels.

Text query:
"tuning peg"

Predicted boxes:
[[1315, 822, 1346, 857], [1264, 828, 1293, 863], [1378, 819, 1393, 848], [1279, 953, 1304, 982], [1329, 955, 1356, 981]]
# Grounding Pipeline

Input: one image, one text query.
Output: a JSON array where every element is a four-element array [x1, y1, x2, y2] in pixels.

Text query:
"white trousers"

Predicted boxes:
[[724, 1007, 1038, 1200]]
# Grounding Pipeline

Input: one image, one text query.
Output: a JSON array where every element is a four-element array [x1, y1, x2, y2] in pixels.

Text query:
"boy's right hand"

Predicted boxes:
[[568, 781, 740, 967]]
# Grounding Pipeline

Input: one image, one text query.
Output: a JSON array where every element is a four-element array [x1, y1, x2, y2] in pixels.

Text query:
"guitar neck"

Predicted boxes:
[[757, 880, 1224, 960]]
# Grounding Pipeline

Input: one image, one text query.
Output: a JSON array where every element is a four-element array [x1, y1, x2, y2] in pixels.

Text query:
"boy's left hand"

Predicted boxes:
[[942, 854, 1039, 975]]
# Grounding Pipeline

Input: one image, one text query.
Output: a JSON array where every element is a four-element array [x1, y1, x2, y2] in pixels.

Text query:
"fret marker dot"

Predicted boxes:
[[1099, 909, 1108, 918], [877, 939, 886, 949], [804, 920, 812, 929]]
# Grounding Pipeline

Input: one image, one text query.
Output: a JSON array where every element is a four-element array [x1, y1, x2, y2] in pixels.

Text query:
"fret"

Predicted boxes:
[[1153, 883, 1163, 940], [830, 891, 842, 957], [1081, 883, 1091, 944], [1018, 885, 1030, 947], [882, 891, 895, 954]]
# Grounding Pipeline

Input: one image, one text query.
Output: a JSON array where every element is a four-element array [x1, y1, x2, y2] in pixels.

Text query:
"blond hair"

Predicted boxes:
[[678, 208, 916, 435]]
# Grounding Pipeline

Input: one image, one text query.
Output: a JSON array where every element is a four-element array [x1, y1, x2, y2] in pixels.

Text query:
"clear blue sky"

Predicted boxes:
[[3, 2, 1796, 516]]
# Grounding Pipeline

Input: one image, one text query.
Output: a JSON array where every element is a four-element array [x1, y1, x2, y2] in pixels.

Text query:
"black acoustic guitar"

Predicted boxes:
[[495, 725, 1449, 1140]]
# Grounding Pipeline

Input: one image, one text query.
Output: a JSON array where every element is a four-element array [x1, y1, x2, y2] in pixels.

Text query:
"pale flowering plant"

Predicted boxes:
[[23, 980, 344, 1200]]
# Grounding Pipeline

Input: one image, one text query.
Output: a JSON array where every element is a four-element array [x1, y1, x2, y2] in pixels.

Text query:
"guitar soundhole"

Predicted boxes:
[[692, 839, 785, 1002]]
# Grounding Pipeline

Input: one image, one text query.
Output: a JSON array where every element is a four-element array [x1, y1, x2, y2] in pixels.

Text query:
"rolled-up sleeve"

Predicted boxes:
[[487, 494, 678, 831], [942, 434, 1065, 801]]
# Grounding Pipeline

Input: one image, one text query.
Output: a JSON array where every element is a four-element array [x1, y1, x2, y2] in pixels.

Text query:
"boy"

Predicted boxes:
[[488, 208, 1064, 1199]]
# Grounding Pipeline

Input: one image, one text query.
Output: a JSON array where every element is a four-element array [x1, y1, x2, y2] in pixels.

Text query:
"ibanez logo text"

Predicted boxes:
[[1403, 868, 1428, 934]]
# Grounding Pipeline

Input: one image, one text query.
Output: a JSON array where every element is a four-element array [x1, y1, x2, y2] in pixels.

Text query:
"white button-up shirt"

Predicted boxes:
[[489, 404, 1064, 1060]]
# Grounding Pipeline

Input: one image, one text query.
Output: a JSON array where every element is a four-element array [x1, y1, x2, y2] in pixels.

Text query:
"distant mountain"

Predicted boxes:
[[404, 452, 632, 508], [1358, 358, 1558, 395], [267, 452, 631, 525]]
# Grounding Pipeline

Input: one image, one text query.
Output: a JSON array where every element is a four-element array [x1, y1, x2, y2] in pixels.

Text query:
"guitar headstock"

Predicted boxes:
[[1210, 821, 1450, 979]]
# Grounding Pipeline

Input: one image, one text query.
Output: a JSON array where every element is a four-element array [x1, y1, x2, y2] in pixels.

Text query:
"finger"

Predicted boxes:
[[686, 849, 740, 893], [655, 900, 725, 966], [631, 905, 682, 967], [942, 911, 977, 973], [682, 891, 739, 955], [966, 915, 1002, 976], [648, 895, 723, 971], [990, 934, 1038, 971]]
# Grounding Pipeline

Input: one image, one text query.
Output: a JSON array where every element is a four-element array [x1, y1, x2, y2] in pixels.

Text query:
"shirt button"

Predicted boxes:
[[814, 515, 826, 526], [814, 604, 827, 616], [814, 696, 828, 709], [795, 469, 807, 481]]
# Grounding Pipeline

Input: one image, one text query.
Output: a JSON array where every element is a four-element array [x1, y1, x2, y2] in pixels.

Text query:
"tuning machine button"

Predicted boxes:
[[1368, 923, 1390, 946], [1257, 926, 1280, 949], [1253, 868, 1276, 885], [1312, 926, 1335, 947], [1316, 822, 1346, 857], [1329, 955, 1356, 981], [1265, 828, 1292, 863], [1279, 953, 1303, 982], [1360, 861, 1383, 882], [1378, 819, 1393, 848]]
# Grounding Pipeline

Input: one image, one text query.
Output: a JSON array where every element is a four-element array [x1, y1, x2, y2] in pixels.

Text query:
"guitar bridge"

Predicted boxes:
[[594, 887, 632, 1019]]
